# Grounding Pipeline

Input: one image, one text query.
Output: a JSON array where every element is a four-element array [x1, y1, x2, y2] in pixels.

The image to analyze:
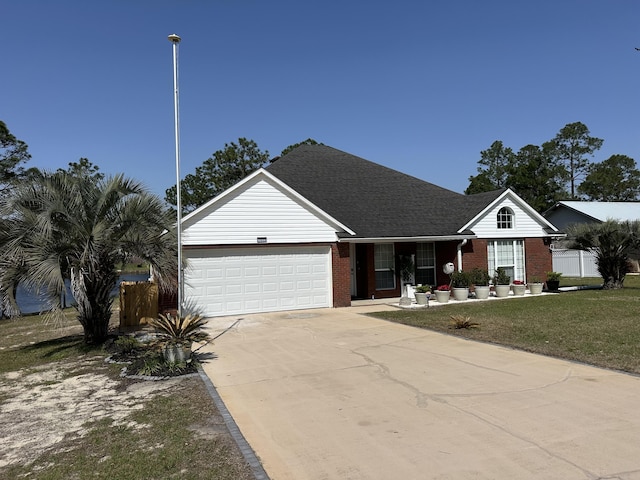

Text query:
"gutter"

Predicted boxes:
[[456, 239, 468, 272], [338, 235, 477, 244]]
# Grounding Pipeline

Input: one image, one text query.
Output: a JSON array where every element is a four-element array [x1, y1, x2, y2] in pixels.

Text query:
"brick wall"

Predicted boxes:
[[525, 238, 552, 281], [331, 243, 352, 307]]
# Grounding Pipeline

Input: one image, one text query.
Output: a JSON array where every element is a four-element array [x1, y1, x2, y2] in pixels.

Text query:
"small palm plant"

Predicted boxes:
[[450, 315, 480, 329], [149, 313, 210, 362]]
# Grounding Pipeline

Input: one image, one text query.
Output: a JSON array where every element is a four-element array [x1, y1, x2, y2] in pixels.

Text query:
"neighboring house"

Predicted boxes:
[[543, 201, 640, 277], [180, 145, 560, 317], [543, 201, 640, 232]]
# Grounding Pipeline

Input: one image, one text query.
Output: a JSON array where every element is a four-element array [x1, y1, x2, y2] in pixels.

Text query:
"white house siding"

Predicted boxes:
[[182, 177, 339, 246], [468, 197, 550, 238]]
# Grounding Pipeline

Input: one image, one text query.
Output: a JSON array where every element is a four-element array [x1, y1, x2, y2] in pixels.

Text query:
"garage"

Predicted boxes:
[[184, 245, 332, 317]]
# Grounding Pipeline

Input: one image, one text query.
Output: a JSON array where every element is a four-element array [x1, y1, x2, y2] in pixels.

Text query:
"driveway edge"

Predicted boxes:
[[197, 366, 271, 480]]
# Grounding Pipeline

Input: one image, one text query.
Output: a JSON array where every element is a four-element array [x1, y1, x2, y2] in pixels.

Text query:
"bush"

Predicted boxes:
[[450, 271, 471, 288], [469, 268, 490, 286]]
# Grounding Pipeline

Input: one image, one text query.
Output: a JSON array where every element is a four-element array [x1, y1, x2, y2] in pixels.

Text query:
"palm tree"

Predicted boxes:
[[0, 170, 177, 344], [567, 220, 640, 289]]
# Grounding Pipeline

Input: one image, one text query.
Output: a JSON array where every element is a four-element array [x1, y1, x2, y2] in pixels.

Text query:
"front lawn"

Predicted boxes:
[[0, 312, 254, 479], [370, 275, 640, 374]]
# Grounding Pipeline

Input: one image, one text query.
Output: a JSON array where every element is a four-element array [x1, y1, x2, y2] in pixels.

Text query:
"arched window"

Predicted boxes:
[[497, 207, 514, 229]]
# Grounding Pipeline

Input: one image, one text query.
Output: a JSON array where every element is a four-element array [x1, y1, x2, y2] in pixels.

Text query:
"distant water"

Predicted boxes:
[[15, 273, 150, 314]]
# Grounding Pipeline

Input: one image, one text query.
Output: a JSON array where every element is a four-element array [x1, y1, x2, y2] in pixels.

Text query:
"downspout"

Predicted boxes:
[[456, 239, 468, 272]]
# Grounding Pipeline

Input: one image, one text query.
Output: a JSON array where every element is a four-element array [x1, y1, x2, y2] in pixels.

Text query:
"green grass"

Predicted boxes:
[[0, 311, 255, 480], [371, 275, 640, 374]]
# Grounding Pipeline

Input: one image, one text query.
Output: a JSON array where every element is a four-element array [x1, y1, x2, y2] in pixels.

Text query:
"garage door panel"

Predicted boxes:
[[185, 246, 332, 316]]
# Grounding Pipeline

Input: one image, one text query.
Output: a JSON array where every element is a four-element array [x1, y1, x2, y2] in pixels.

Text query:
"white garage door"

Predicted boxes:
[[184, 245, 332, 317]]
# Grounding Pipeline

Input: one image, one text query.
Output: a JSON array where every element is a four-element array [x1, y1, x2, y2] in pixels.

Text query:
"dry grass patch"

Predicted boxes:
[[0, 312, 255, 480]]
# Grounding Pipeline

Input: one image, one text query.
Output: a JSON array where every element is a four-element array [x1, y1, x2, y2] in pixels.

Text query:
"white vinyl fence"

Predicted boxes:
[[551, 249, 599, 277]]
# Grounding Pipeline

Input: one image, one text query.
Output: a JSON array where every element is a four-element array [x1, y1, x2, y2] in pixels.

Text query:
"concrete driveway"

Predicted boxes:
[[200, 305, 640, 480]]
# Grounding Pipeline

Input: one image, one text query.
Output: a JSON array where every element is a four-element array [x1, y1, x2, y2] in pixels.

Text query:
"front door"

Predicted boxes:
[[355, 244, 369, 299]]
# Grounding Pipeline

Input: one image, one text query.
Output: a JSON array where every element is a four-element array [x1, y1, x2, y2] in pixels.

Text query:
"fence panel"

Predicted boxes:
[[552, 249, 599, 277]]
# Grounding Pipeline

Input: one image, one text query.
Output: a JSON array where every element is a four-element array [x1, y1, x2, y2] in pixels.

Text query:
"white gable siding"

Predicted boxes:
[[182, 178, 339, 245], [468, 197, 549, 238]]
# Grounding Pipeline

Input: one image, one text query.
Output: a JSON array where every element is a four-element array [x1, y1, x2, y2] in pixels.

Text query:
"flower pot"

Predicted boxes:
[[474, 285, 491, 300], [546, 280, 560, 291], [163, 342, 192, 363], [512, 284, 526, 296], [434, 290, 450, 303], [414, 292, 429, 305], [528, 283, 543, 295], [452, 287, 469, 301], [494, 284, 511, 298]]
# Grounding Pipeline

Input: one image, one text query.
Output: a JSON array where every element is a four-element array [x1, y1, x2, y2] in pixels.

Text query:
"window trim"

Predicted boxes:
[[487, 239, 525, 283], [497, 207, 514, 229], [415, 242, 436, 287]]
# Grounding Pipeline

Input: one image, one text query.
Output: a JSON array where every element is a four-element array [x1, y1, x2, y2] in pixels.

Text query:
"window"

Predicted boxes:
[[488, 239, 524, 283], [497, 207, 514, 229], [374, 243, 395, 290], [415, 242, 436, 286]]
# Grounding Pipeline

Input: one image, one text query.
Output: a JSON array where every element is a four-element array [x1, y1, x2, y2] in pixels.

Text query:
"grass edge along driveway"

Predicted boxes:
[[370, 276, 640, 375]]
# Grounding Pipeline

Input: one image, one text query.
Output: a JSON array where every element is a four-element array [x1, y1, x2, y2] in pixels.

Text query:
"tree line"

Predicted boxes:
[[466, 121, 640, 212]]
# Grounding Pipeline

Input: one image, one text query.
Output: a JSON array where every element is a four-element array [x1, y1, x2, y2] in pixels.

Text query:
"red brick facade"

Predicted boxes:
[[346, 238, 553, 301], [331, 242, 352, 307], [524, 237, 553, 281]]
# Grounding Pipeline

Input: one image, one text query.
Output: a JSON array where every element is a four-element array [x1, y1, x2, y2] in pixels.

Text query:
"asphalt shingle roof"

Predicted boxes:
[[266, 144, 504, 238]]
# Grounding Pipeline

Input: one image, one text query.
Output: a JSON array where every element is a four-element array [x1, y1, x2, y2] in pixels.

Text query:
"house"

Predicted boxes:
[[543, 201, 640, 276], [179, 145, 560, 317], [543, 201, 640, 231]]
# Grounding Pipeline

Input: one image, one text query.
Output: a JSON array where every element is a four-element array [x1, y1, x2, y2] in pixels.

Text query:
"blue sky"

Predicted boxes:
[[4, 1, 640, 200]]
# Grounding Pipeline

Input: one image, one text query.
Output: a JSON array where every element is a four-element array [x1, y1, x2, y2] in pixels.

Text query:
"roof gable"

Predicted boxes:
[[546, 201, 640, 223], [181, 169, 353, 245], [461, 189, 560, 237]]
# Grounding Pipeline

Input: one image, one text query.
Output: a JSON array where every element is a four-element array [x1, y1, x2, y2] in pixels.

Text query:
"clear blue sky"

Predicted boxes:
[[4, 1, 640, 200]]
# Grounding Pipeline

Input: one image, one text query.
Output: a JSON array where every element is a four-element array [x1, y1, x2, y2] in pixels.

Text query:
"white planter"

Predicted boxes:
[[452, 287, 469, 301], [163, 342, 192, 363], [414, 292, 429, 305], [434, 290, 450, 303], [528, 283, 543, 295], [494, 285, 511, 298], [512, 284, 526, 296], [474, 285, 491, 300]]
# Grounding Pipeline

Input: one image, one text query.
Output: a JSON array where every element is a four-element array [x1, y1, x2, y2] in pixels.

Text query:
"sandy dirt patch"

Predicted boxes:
[[0, 356, 183, 468]]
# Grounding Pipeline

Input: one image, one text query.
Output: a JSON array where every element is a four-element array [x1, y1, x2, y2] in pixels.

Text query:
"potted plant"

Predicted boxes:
[[149, 312, 210, 362], [414, 285, 431, 305], [512, 279, 526, 296], [450, 271, 470, 301], [493, 268, 511, 298], [545, 271, 562, 291], [470, 267, 491, 300], [528, 276, 544, 295], [434, 284, 450, 303]]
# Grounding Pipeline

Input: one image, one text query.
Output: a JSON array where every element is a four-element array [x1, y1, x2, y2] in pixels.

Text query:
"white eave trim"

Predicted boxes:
[[457, 188, 560, 234], [339, 234, 477, 244], [181, 168, 356, 236]]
